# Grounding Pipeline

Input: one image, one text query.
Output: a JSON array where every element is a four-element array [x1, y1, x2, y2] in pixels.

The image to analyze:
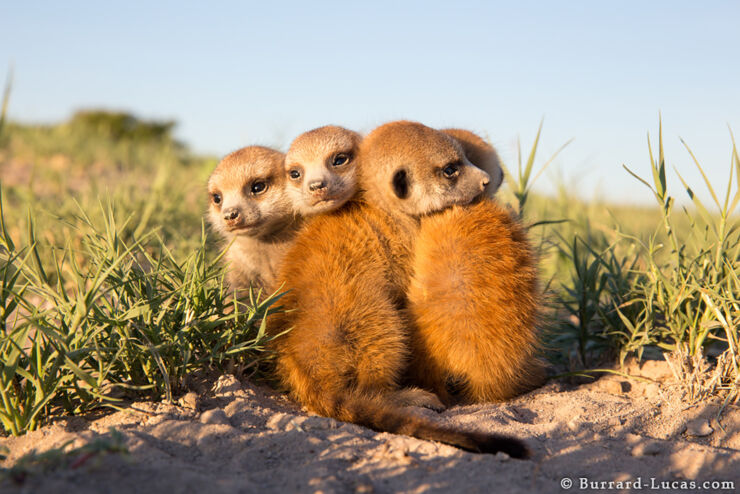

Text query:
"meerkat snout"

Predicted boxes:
[[461, 161, 492, 200], [308, 179, 327, 192], [285, 125, 362, 216], [477, 170, 492, 195], [211, 191, 261, 234], [223, 207, 240, 221]]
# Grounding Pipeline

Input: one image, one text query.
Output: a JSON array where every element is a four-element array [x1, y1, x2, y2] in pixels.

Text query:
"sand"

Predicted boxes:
[[1, 359, 738, 494]]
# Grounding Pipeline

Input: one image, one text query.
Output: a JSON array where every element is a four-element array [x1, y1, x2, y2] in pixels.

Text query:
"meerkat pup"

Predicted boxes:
[[207, 146, 301, 294], [440, 128, 504, 197], [405, 129, 544, 405], [268, 121, 528, 457], [284, 125, 362, 216]]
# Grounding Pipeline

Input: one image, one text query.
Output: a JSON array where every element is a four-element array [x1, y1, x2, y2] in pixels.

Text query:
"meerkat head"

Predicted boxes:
[[207, 146, 294, 240], [284, 125, 362, 216], [359, 121, 491, 217], [440, 128, 504, 197]]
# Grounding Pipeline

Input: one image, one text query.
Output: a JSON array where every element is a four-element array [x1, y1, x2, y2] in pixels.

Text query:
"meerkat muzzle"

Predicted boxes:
[[474, 168, 491, 193], [222, 207, 240, 221], [308, 180, 327, 192]]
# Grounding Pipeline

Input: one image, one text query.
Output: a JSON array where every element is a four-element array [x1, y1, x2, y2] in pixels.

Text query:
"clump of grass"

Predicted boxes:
[[619, 121, 740, 401], [498, 121, 620, 367], [0, 188, 283, 436]]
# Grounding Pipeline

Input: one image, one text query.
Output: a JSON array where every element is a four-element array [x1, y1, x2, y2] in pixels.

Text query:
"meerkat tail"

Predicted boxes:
[[326, 391, 530, 458]]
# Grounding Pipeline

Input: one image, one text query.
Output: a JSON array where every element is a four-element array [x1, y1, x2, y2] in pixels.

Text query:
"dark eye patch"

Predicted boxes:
[[251, 181, 267, 194], [442, 160, 461, 179], [332, 153, 351, 167], [392, 169, 409, 199]]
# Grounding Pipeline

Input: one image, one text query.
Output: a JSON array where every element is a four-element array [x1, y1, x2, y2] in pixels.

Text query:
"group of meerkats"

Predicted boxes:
[[207, 121, 544, 459]]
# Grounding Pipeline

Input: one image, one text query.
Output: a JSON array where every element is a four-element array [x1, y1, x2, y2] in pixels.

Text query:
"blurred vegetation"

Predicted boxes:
[[0, 70, 10, 146], [0, 102, 218, 261]]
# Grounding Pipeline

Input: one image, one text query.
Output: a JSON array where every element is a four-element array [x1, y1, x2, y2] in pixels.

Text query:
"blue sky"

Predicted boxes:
[[2, 1, 738, 204]]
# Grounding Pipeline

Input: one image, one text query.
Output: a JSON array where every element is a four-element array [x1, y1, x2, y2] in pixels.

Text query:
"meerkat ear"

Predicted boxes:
[[441, 129, 491, 166], [392, 169, 410, 199]]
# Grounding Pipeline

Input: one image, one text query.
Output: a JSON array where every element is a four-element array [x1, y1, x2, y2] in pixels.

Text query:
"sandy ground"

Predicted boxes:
[[1, 360, 739, 494]]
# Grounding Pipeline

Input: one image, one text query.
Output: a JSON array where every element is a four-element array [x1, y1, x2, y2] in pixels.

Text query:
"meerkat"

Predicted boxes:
[[383, 127, 543, 404], [360, 124, 543, 403], [207, 146, 301, 294], [440, 128, 504, 197], [268, 121, 528, 457], [284, 125, 362, 216]]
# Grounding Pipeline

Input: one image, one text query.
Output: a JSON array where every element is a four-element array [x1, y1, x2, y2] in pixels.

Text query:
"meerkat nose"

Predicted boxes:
[[309, 180, 327, 192], [222, 207, 240, 221], [481, 175, 491, 190]]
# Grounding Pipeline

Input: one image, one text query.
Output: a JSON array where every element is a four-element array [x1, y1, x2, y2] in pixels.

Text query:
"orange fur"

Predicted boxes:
[[407, 199, 545, 405]]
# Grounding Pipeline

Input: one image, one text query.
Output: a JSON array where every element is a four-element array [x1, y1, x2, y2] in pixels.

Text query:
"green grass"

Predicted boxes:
[[505, 119, 739, 404], [0, 104, 738, 436], [0, 194, 284, 435], [0, 106, 285, 436]]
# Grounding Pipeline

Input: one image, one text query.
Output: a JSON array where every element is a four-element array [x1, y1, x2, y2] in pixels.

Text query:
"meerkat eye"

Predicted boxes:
[[332, 153, 350, 167], [251, 181, 267, 195], [289, 169, 301, 180], [442, 162, 460, 179], [211, 193, 222, 205]]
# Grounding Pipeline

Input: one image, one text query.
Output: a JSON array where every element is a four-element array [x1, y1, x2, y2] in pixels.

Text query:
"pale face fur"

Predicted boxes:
[[359, 121, 491, 217], [207, 146, 295, 241], [284, 125, 362, 216]]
